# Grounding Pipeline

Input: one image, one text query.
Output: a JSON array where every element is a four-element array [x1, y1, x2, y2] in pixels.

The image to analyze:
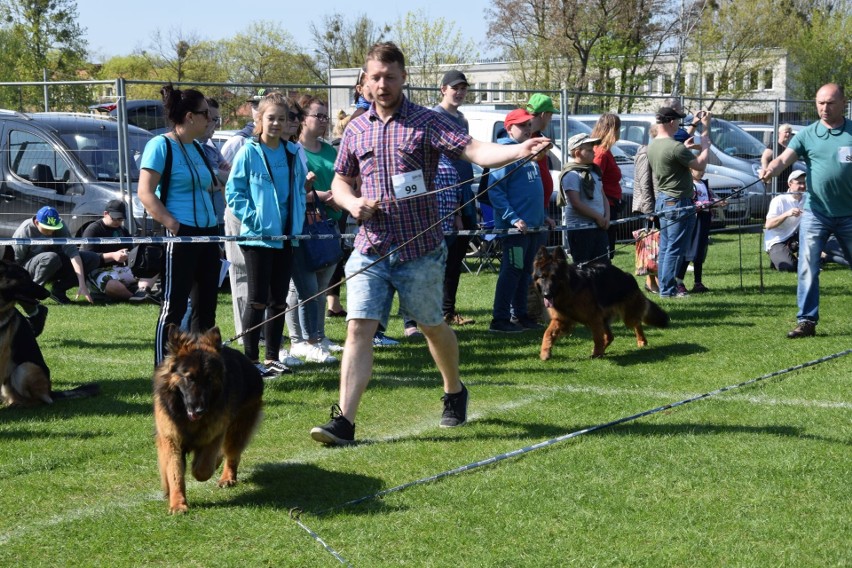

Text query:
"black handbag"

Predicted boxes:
[[127, 244, 164, 278], [301, 191, 343, 271]]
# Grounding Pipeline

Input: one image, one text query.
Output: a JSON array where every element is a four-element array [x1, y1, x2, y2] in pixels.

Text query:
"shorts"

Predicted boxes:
[[88, 266, 135, 293], [345, 243, 447, 328]]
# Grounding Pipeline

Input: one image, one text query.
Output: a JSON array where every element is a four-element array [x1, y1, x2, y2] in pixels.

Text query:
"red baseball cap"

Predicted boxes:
[[504, 109, 534, 129]]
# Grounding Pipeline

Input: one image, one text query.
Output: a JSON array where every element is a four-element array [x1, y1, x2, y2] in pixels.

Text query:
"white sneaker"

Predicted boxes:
[[278, 348, 304, 367], [289, 341, 310, 358], [321, 337, 344, 353], [304, 343, 338, 364]]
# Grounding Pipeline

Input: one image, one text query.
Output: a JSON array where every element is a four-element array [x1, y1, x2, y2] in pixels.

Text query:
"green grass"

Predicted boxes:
[[1, 232, 850, 567]]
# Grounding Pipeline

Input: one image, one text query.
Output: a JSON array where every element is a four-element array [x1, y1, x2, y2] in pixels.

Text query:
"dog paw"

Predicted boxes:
[[217, 478, 237, 488], [540, 351, 551, 361], [169, 503, 189, 515]]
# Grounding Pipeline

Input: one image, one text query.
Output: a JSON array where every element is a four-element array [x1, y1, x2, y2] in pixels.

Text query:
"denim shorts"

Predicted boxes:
[[345, 243, 447, 328]]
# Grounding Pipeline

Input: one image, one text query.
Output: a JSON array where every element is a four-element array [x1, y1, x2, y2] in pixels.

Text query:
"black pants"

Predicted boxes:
[[154, 225, 221, 366], [442, 234, 471, 317], [241, 244, 292, 362]]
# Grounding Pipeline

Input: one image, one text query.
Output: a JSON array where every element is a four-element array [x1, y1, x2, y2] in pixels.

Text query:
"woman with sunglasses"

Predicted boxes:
[[139, 84, 220, 366], [226, 91, 307, 377]]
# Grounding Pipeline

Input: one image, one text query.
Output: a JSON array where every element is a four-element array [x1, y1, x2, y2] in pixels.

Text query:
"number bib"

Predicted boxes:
[[392, 169, 426, 199]]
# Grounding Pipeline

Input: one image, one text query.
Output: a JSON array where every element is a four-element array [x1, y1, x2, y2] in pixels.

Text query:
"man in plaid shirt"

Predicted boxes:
[[311, 42, 550, 446]]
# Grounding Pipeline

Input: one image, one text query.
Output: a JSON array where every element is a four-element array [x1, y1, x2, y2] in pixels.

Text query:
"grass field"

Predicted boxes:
[[1, 232, 850, 567]]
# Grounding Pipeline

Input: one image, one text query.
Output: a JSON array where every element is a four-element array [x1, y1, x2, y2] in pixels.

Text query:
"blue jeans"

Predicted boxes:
[[286, 246, 336, 343], [492, 233, 538, 322], [796, 210, 852, 324], [655, 196, 696, 297]]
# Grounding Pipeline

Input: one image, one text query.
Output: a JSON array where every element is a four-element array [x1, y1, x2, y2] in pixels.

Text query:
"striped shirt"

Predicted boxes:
[[435, 155, 461, 233], [335, 96, 472, 261]]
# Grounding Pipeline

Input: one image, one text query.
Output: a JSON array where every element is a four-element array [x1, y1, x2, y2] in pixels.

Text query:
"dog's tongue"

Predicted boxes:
[[187, 411, 200, 422], [544, 298, 553, 309]]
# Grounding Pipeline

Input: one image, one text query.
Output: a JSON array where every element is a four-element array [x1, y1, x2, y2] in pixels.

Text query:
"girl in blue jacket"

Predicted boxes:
[[226, 91, 307, 376]]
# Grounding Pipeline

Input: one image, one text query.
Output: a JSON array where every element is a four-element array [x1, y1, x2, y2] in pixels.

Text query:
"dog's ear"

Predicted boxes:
[[553, 247, 567, 261], [535, 245, 548, 262], [165, 324, 184, 355], [203, 327, 223, 350]]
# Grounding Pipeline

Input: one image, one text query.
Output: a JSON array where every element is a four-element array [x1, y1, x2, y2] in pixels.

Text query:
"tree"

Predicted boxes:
[[784, 1, 852, 98], [138, 28, 208, 84], [0, 0, 90, 109], [310, 13, 391, 74], [391, 9, 478, 104]]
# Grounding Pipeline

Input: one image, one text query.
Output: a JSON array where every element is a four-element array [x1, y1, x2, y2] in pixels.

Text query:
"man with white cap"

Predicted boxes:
[[764, 170, 807, 272]]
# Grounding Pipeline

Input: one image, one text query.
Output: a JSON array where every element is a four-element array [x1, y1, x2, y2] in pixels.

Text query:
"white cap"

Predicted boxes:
[[787, 170, 806, 184]]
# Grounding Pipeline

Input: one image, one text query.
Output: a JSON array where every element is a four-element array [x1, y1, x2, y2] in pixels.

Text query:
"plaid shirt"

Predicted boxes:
[[435, 155, 461, 233], [335, 97, 472, 261]]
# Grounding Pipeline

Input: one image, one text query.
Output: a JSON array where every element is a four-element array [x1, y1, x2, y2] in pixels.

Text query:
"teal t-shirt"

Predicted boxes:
[[646, 137, 695, 199], [303, 141, 342, 221], [787, 118, 852, 217], [140, 136, 216, 228]]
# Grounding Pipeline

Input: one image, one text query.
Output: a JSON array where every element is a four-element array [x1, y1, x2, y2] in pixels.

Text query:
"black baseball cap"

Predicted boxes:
[[441, 70, 469, 87], [105, 199, 126, 219], [656, 106, 687, 123]]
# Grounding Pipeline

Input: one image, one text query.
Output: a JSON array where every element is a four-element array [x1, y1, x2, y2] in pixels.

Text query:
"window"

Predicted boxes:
[[749, 71, 759, 91], [503, 82, 513, 101], [763, 69, 773, 90], [705, 73, 715, 92], [491, 82, 501, 102], [663, 75, 673, 94], [478, 82, 488, 102], [9, 130, 72, 192]]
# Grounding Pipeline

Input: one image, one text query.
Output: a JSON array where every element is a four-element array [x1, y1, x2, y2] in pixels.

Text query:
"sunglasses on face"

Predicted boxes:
[[307, 113, 330, 122], [192, 109, 209, 119]]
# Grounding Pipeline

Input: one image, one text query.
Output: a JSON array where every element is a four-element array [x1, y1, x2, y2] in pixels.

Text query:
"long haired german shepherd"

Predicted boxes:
[[533, 247, 669, 359], [153, 326, 263, 514], [0, 260, 99, 406]]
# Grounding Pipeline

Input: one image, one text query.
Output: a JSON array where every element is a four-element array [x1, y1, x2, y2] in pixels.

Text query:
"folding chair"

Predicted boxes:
[[475, 204, 501, 274]]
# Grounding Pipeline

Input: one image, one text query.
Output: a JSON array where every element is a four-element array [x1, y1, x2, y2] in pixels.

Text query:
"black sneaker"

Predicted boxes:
[[517, 317, 544, 330], [253, 362, 279, 379], [265, 360, 293, 375], [787, 320, 816, 339], [310, 404, 355, 445], [49, 290, 71, 305], [440, 383, 468, 428], [489, 319, 524, 333], [27, 304, 48, 337]]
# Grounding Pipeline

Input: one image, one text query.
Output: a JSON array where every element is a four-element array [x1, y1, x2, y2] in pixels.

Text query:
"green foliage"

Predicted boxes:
[[0, 234, 850, 565], [785, 6, 852, 98], [311, 12, 391, 71]]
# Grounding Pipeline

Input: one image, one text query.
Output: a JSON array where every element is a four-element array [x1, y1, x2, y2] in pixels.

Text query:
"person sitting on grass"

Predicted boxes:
[[81, 200, 158, 302]]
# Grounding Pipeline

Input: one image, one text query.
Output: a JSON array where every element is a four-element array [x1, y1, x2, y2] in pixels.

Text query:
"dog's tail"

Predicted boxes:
[[50, 383, 101, 401], [643, 300, 670, 328]]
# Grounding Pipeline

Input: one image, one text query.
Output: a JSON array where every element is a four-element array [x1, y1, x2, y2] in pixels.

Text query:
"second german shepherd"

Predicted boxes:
[[0, 259, 99, 406], [533, 246, 669, 359], [153, 326, 263, 514]]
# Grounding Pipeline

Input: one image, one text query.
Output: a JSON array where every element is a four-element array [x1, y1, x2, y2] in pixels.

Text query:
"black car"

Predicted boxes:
[[0, 110, 154, 239], [89, 99, 169, 135]]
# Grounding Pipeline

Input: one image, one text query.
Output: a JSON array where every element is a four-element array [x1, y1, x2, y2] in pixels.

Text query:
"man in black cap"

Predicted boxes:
[[432, 69, 477, 326], [81, 199, 155, 302], [647, 107, 712, 298]]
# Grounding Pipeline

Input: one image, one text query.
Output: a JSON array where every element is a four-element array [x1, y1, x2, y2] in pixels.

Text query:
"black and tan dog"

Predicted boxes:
[[0, 259, 99, 406], [153, 326, 264, 514], [533, 246, 669, 359]]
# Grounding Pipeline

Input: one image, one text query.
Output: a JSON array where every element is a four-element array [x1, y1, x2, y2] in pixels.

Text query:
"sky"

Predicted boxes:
[[76, 0, 494, 63]]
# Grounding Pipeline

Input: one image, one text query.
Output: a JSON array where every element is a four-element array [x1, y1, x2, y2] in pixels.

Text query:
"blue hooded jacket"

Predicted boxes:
[[488, 136, 545, 233], [226, 138, 307, 248]]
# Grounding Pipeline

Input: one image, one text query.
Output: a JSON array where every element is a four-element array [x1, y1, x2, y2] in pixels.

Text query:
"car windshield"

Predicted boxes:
[[705, 118, 767, 161], [550, 117, 632, 164], [59, 129, 152, 182]]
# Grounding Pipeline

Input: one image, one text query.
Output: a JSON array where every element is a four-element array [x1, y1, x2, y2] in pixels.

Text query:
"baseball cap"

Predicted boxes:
[[787, 170, 806, 184], [105, 199, 126, 220], [441, 70, 469, 87], [526, 93, 556, 114], [504, 109, 534, 129], [35, 206, 63, 231], [656, 106, 687, 123], [567, 132, 602, 152], [247, 88, 268, 104]]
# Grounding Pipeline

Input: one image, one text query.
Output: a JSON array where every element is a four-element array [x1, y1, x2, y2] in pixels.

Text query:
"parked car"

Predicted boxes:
[[0, 110, 154, 246], [89, 99, 169, 135], [735, 122, 804, 147], [574, 113, 769, 220], [210, 130, 238, 153]]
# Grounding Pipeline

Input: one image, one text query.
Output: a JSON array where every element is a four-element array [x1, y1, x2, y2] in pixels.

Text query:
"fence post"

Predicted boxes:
[[116, 78, 135, 234], [43, 69, 49, 112]]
